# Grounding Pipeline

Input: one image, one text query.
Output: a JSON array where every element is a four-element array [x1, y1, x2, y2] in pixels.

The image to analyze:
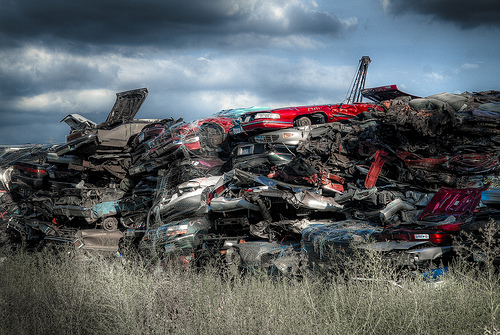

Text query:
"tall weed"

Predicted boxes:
[[1, 239, 500, 335]]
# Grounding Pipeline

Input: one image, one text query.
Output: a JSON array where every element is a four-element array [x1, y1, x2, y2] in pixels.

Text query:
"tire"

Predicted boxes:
[[200, 123, 225, 150], [293, 116, 312, 127], [102, 217, 118, 231]]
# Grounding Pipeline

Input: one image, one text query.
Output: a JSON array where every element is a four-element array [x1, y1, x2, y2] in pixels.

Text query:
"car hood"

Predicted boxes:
[[361, 84, 420, 103], [105, 87, 148, 125], [60, 114, 98, 131]]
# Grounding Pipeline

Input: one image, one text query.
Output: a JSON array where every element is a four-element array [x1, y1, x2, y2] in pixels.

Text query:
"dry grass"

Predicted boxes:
[[0, 242, 499, 335]]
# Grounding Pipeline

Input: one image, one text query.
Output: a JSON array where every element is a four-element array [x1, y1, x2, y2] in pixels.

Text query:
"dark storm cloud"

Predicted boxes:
[[387, 0, 500, 29], [0, 49, 120, 98], [0, 0, 350, 48], [0, 110, 68, 144], [0, 0, 357, 144]]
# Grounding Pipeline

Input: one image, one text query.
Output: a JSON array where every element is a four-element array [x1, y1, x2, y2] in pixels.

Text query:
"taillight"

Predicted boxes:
[[13, 165, 48, 177], [66, 131, 83, 142], [426, 233, 452, 244], [380, 230, 452, 245], [205, 191, 214, 205], [214, 185, 226, 195]]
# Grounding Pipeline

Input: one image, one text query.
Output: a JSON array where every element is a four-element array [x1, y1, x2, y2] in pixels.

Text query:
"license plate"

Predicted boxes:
[[473, 252, 486, 262], [240, 147, 252, 155], [164, 244, 176, 253], [233, 126, 243, 134], [414, 234, 429, 240]]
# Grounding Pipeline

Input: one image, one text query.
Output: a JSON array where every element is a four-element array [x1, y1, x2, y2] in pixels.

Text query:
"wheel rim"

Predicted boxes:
[[294, 116, 312, 127], [102, 217, 118, 231]]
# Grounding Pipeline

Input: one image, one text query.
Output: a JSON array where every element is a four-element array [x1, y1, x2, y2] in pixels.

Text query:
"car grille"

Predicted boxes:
[[261, 135, 279, 142]]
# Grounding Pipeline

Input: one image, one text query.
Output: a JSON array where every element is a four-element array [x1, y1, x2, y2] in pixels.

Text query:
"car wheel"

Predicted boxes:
[[200, 123, 225, 150], [102, 217, 118, 231], [293, 116, 312, 127]]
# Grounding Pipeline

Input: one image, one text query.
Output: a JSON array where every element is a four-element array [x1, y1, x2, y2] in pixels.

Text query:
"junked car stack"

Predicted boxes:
[[1, 86, 499, 275]]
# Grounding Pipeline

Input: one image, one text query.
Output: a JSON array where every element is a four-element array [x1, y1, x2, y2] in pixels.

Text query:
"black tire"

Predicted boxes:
[[293, 116, 312, 127], [199, 123, 226, 151], [102, 217, 118, 231]]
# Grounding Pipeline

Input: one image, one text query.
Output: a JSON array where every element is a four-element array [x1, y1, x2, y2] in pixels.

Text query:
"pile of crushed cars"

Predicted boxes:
[[1, 85, 500, 276]]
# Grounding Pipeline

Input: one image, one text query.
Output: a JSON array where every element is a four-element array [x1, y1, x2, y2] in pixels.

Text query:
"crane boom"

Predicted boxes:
[[345, 56, 371, 103]]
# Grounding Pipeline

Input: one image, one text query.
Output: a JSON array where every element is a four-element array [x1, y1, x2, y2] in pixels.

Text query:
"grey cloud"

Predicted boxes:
[[0, 48, 120, 99], [141, 55, 350, 104], [285, 6, 346, 35], [0, 0, 352, 48], [387, 0, 500, 29], [0, 54, 350, 144]]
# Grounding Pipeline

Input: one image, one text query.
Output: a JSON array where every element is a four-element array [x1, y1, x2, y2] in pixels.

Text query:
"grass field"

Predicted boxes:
[[1, 245, 499, 335]]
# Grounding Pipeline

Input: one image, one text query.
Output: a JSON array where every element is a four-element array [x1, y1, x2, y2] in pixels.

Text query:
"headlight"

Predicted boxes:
[[166, 224, 189, 236], [254, 113, 280, 119]]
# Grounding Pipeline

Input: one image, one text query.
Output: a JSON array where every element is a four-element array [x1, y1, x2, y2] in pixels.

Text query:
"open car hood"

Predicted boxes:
[[361, 84, 421, 103], [418, 184, 490, 223], [60, 114, 98, 131], [105, 87, 148, 124]]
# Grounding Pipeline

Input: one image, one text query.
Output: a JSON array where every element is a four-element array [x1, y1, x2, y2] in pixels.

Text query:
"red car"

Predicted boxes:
[[143, 116, 234, 158], [230, 103, 382, 135], [379, 184, 489, 247], [174, 116, 234, 152]]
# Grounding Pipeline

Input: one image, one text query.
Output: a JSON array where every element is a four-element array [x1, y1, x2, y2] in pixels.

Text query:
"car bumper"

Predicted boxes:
[[240, 120, 293, 132]]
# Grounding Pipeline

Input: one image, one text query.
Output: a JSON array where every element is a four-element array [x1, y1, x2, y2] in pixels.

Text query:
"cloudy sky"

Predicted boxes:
[[1, 0, 499, 145]]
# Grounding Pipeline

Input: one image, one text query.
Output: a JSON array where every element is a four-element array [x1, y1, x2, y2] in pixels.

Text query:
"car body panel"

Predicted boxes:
[[482, 187, 500, 206], [302, 220, 383, 248], [250, 127, 310, 146], [139, 117, 233, 159], [154, 176, 220, 223], [60, 114, 97, 131], [74, 229, 123, 253], [57, 88, 160, 153], [212, 106, 270, 119], [231, 143, 295, 171], [417, 184, 488, 227], [142, 217, 212, 253], [105, 87, 149, 124], [407, 246, 453, 262], [50, 134, 97, 156], [11, 161, 49, 190], [360, 240, 428, 252], [378, 227, 454, 245], [229, 240, 301, 274], [96, 120, 154, 148], [209, 197, 260, 212], [361, 84, 421, 103], [231, 103, 381, 134], [53, 195, 149, 225], [291, 190, 344, 212], [301, 220, 383, 265], [377, 185, 489, 248]]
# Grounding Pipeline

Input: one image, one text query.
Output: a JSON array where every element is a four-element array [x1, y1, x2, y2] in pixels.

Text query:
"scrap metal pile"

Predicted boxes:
[[1, 86, 499, 274]]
